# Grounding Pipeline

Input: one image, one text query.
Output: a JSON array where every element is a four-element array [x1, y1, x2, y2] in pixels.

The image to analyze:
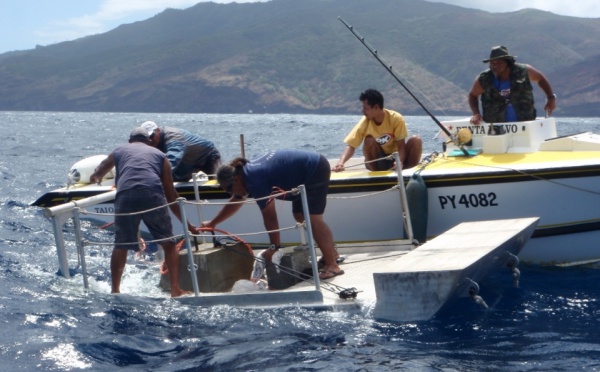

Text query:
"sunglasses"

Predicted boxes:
[[149, 130, 156, 140]]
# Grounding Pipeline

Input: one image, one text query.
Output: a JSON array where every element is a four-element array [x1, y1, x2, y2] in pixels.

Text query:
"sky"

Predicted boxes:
[[0, 0, 599, 54]]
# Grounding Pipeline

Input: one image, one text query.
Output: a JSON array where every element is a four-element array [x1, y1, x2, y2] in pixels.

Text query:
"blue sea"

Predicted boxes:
[[2, 111, 600, 371]]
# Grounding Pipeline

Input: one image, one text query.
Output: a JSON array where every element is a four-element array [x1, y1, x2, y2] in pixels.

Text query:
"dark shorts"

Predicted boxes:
[[374, 149, 394, 171], [114, 188, 176, 250], [292, 155, 330, 215]]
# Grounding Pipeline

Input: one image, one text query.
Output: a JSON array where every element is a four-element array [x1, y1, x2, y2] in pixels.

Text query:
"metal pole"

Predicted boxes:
[[72, 209, 89, 289], [178, 198, 200, 296], [192, 174, 206, 244], [393, 152, 415, 243], [51, 212, 72, 279], [299, 185, 321, 290], [240, 134, 245, 158]]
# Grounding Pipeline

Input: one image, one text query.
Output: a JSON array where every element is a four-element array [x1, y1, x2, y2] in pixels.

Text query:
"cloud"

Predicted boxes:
[[430, 0, 600, 18], [34, 0, 268, 46]]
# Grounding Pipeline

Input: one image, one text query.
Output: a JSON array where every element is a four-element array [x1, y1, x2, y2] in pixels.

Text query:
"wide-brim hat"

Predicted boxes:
[[483, 45, 516, 63]]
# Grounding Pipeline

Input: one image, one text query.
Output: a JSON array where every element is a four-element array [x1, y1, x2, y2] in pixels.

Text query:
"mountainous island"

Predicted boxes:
[[1, 0, 600, 116]]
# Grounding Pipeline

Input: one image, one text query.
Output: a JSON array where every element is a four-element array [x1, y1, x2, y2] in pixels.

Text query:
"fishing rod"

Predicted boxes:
[[338, 17, 470, 155]]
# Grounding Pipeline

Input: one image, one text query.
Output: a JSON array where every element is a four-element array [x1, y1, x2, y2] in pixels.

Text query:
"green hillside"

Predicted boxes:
[[1, 0, 599, 116]]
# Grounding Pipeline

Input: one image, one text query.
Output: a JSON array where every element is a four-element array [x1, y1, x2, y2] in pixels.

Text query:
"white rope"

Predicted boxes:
[[184, 186, 299, 207], [340, 154, 395, 170], [74, 167, 403, 248]]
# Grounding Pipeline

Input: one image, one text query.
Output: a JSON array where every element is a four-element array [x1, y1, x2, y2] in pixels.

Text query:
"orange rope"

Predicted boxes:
[[99, 221, 114, 229]]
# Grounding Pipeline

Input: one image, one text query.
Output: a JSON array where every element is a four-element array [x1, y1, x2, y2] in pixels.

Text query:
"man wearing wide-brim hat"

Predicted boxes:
[[468, 45, 557, 125]]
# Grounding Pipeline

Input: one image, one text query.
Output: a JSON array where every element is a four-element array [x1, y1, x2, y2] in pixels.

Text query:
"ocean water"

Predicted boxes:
[[2, 111, 600, 371]]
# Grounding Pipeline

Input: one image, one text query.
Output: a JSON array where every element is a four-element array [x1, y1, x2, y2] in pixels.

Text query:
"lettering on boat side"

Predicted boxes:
[[455, 124, 519, 134], [94, 207, 115, 213], [438, 193, 499, 209]]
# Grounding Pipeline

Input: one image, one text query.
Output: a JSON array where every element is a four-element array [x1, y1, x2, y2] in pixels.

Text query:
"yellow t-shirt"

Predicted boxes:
[[344, 109, 408, 155]]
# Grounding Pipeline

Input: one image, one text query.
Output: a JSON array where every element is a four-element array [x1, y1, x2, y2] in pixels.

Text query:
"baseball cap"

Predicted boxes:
[[140, 120, 158, 136], [129, 127, 150, 142]]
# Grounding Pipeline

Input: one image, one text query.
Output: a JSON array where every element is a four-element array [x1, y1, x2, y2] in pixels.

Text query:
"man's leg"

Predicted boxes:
[[309, 214, 342, 277], [404, 135, 423, 169], [362, 136, 381, 171], [162, 241, 187, 297], [110, 248, 128, 293]]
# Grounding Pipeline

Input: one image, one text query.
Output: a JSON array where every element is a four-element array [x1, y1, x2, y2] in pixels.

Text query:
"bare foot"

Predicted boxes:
[[171, 289, 193, 297]]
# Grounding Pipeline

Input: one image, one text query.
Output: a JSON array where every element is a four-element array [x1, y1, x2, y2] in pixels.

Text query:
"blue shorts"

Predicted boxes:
[[114, 188, 176, 250], [292, 155, 330, 215]]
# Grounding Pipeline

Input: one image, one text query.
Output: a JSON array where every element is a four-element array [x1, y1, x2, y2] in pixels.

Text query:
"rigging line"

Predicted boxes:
[[338, 153, 400, 170], [338, 17, 469, 156], [341, 251, 409, 265]]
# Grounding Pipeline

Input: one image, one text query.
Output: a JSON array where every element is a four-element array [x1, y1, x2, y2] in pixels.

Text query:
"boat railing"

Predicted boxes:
[[191, 152, 416, 245], [44, 151, 414, 295], [44, 185, 323, 295]]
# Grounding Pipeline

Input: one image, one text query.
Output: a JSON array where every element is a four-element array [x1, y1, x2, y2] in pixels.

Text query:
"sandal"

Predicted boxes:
[[317, 256, 345, 270]]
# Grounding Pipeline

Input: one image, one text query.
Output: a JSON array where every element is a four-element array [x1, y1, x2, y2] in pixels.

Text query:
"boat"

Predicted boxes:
[[32, 116, 600, 266]]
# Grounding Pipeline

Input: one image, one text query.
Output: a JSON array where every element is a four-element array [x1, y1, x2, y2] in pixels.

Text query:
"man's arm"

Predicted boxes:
[[468, 78, 484, 125], [160, 159, 196, 232], [203, 198, 245, 229], [164, 139, 186, 171], [90, 154, 115, 183], [332, 145, 356, 172], [527, 64, 556, 115], [260, 201, 280, 247]]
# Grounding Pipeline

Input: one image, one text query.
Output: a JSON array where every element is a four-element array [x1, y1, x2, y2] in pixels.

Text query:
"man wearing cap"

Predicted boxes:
[[140, 121, 221, 182], [468, 45, 557, 125], [90, 127, 195, 297]]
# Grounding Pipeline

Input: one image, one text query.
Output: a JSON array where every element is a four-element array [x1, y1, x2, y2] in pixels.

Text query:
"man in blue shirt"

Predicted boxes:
[[468, 45, 557, 125], [141, 121, 221, 181]]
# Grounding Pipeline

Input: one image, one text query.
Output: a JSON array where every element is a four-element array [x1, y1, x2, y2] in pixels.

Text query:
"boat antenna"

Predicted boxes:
[[338, 17, 469, 156]]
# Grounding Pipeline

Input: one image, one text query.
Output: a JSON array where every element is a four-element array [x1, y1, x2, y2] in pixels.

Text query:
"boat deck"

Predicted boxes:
[[177, 241, 413, 310], [283, 242, 413, 309]]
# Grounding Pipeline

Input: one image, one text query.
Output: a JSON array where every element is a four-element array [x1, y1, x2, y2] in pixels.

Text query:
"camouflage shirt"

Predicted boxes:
[[478, 63, 536, 123]]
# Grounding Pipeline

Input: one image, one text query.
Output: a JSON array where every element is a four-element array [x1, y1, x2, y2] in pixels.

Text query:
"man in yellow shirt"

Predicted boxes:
[[333, 89, 422, 172]]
